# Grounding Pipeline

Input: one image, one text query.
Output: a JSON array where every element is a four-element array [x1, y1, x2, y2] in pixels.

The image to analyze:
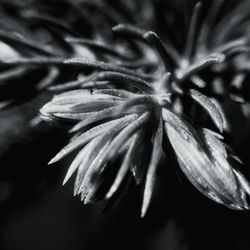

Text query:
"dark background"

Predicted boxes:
[[1, 97, 250, 250]]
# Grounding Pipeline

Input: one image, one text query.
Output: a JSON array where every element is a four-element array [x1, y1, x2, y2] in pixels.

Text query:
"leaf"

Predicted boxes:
[[183, 2, 202, 60], [130, 133, 151, 185], [106, 112, 150, 160], [48, 72, 98, 92], [52, 112, 91, 120], [77, 112, 150, 198], [233, 169, 250, 197], [201, 129, 227, 158], [78, 140, 111, 201], [93, 88, 136, 98], [40, 90, 123, 117], [36, 67, 59, 90], [141, 118, 163, 217], [23, 12, 79, 36], [48, 114, 138, 164], [63, 139, 97, 185], [144, 31, 176, 72], [70, 106, 120, 132], [114, 95, 154, 115], [64, 57, 146, 79], [0, 57, 64, 67], [65, 37, 131, 60], [0, 30, 57, 56], [164, 121, 246, 209], [178, 53, 225, 80], [52, 89, 120, 104], [189, 89, 224, 132], [0, 66, 29, 85], [78, 113, 137, 201], [162, 108, 197, 143], [70, 99, 123, 113], [112, 23, 146, 38], [40, 103, 77, 114], [106, 134, 139, 199], [73, 136, 105, 196], [95, 71, 152, 92], [190, 75, 206, 88]]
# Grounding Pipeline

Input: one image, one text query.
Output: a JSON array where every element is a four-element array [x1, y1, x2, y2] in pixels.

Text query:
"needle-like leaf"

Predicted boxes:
[[106, 133, 139, 199], [189, 89, 224, 132], [141, 117, 163, 217], [48, 114, 138, 164]]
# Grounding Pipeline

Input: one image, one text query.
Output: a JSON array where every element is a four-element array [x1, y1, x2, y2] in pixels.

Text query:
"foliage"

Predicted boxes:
[[1, 0, 250, 216]]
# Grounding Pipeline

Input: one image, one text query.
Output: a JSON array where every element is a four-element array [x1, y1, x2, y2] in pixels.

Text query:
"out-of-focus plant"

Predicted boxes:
[[1, 0, 250, 216]]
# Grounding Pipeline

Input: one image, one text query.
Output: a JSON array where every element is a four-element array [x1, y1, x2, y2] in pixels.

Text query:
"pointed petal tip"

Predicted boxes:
[[243, 204, 250, 210], [84, 196, 92, 205], [80, 192, 86, 201], [73, 190, 78, 197], [218, 53, 226, 63], [140, 207, 147, 218], [62, 177, 69, 186], [69, 123, 82, 133], [105, 190, 113, 200], [74, 184, 80, 196], [141, 198, 150, 218], [69, 127, 76, 133], [48, 158, 56, 165], [143, 31, 156, 40], [227, 202, 249, 211], [106, 185, 118, 199]]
